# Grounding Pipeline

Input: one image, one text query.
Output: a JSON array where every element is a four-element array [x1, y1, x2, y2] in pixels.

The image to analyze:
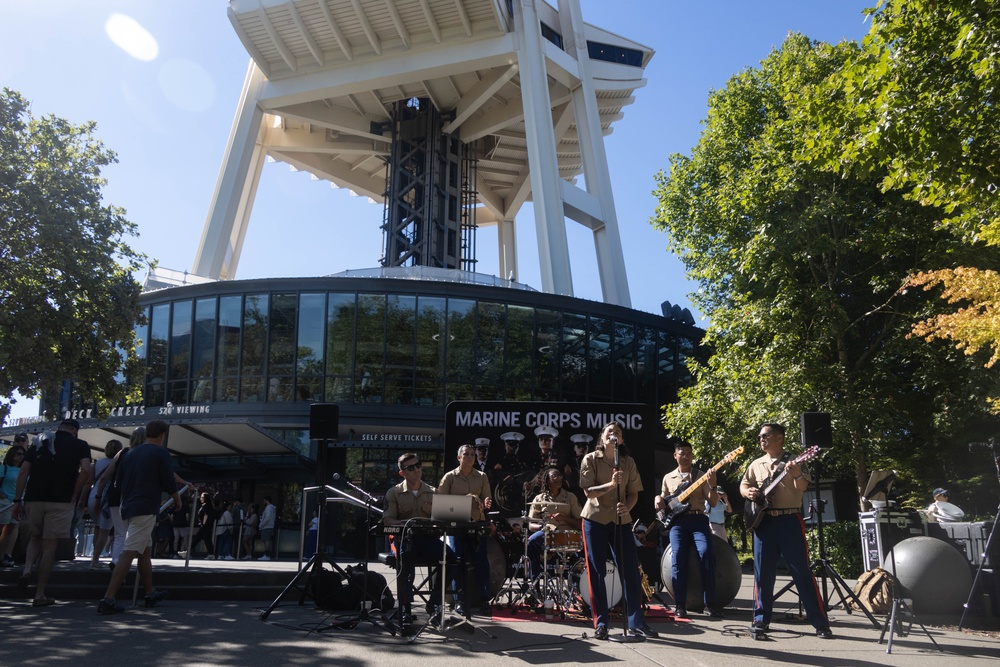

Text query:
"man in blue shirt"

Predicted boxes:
[[98, 420, 180, 614]]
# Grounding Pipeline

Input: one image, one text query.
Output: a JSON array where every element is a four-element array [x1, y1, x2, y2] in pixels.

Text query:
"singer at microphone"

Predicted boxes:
[[579, 423, 654, 639]]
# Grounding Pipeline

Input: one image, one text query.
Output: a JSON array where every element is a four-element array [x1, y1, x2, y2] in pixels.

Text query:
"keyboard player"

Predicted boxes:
[[384, 452, 452, 627]]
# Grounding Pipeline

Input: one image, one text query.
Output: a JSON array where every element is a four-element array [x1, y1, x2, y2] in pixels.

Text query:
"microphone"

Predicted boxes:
[[613, 443, 620, 469]]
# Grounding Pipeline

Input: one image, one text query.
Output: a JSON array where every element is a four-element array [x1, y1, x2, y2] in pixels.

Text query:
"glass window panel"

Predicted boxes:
[[656, 331, 677, 405], [325, 376, 352, 403], [216, 295, 242, 377], [612, 321, 636, 402], [268, 294, 296, 376], [169, 300, 192, 382], [240, 376, 264, 403], [267, 376, 293, 402], [506, 305, 533, 394], [415, 296, 446, 382], [534, 308, 560, 400], [356, 294, 386, 402], [326, 293, 356, 377], [297, 293, 325, 375], [562, 312, 588, 401], [296, 376, 323, 403], [241, 294, 269, 376], [192, 298, 216, 384], [414, 379, 443, 406], [446, 382, 473, 403], [385, 295, 416, 402], [446, 298, 476, 384], [215, 377, 238, 402], [146, 303, 170, 405], [476, 301, 505, 391], [168, 380, 188, 405], [588, 315, 613, 401], [635, 325, 658, 403]]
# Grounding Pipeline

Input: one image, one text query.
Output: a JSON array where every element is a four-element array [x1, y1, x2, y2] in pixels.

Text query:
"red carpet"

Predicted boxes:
[[489, 602, 689, 625]]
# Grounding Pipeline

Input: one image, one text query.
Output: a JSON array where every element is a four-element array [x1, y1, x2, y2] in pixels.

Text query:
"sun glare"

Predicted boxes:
[[105, 13, 158, 62]]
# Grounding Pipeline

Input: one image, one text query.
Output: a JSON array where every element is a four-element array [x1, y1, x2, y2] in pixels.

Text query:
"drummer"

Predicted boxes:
[[526, 467, 582, 579]]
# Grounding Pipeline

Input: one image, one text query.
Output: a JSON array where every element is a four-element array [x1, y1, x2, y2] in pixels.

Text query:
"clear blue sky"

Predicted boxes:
[[1, 1, 872, 421]]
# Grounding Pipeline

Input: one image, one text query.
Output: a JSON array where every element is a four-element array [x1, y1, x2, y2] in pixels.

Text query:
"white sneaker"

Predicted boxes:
[[257, 555, 271, 561], [224, 555, 235, 561]]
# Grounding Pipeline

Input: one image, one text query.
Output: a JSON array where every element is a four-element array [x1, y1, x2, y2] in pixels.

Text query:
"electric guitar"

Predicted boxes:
[[743, 445, 821, 532], [658, 446, 744, 529]]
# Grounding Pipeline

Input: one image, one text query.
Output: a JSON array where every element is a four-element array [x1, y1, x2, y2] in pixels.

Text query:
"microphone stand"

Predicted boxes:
[[608, 440, 643, 644]]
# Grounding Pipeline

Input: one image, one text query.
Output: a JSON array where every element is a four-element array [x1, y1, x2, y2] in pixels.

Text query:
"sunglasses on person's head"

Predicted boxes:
[[402, 462, 422, 471]]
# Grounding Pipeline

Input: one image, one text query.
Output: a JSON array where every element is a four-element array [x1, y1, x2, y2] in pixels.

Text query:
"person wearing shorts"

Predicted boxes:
[[98, 420, 181, 615]]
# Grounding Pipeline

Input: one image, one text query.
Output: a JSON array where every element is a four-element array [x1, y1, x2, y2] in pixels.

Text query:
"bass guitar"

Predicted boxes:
[[743, 445, 821, 532], [658, 446, 744, 529]]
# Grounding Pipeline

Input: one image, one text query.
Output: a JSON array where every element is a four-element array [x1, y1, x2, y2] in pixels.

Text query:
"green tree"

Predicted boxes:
[[0, 88, 147, 421], [650, 34, 1000, 502], [806, 0, 1000, 408]]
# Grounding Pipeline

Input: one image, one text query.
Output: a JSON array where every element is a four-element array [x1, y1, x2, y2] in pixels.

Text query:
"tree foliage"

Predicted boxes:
[[0, 88, 147, 422], [806, 0, 1000, 410], [650, 34, 1000, 506]]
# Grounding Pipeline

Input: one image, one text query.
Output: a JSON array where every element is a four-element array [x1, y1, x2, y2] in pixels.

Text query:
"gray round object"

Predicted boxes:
[[659, 535, 742, 611], [885, 536, 972, 614]]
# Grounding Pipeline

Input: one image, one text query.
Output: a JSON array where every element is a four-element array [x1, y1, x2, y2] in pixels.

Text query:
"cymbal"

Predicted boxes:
[[529, 500, 570, 513]]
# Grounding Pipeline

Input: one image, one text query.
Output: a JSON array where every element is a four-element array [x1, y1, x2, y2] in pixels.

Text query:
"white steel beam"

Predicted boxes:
[[317, 0, 354, 61], [442, 63, 519, 134]]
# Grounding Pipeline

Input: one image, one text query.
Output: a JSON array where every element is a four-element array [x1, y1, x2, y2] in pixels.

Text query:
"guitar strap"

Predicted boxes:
[[761, 452, 791, 491]]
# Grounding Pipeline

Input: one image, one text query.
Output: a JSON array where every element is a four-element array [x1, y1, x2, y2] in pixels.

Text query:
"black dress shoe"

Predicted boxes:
[[707, 607, 724, 618], [816, 626, 833, 639], [634, 624, 659, 638], [674, 606, 688, 619], [594, 624, 608, 640]]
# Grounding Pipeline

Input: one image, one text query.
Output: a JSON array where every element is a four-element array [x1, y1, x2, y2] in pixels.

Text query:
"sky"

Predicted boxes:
[[1, 1, 873, 421]]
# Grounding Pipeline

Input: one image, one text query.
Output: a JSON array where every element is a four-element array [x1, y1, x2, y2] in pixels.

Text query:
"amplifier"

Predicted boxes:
[[858, 509, 926, 572]]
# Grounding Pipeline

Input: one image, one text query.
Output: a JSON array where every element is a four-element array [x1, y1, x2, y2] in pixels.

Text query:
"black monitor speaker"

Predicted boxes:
[[800, 412, 832, 449], [310, 403, 339, 441]]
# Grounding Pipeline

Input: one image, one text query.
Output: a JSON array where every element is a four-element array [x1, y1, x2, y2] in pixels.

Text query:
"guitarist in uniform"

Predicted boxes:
[[740, 423, 833, 639], [654, 441, 723, 619]]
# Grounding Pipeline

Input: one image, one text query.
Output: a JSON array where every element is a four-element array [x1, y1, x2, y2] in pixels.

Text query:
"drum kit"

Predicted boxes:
[[489, 496, 620, 618]]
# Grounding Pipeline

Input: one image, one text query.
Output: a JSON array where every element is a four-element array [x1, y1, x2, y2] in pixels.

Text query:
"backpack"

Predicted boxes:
[[310, 569, 361, 611], [849, 567, 895, 614], [346, 563, 395, 611]]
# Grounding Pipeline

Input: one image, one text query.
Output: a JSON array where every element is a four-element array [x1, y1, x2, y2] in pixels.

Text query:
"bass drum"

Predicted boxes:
[[572, 558, 622, 610]]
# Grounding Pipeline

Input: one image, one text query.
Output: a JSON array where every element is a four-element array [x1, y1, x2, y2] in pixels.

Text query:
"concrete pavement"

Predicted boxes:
[[3, 558, 998, 666]]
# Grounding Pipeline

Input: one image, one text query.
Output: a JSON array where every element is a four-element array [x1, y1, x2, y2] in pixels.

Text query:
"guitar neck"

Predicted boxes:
[[676, 459, 727, 503]]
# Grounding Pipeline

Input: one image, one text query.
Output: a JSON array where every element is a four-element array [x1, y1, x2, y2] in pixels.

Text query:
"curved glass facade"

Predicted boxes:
[[132, 276, 704, 410]]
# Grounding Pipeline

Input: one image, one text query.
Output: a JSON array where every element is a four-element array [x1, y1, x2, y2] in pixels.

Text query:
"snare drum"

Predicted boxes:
[[546, 529, 583, 553], [573, 559, 622, 609]]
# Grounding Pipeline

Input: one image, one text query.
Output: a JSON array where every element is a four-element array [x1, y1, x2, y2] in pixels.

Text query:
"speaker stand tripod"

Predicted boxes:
[[876, 497, 940, 653]]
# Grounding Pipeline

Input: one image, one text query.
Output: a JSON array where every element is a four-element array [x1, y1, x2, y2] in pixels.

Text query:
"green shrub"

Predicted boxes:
[[807, 520, 863, 579]]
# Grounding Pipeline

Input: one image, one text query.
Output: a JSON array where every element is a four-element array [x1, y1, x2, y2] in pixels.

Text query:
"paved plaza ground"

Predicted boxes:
[[3, 557, 998, 665]]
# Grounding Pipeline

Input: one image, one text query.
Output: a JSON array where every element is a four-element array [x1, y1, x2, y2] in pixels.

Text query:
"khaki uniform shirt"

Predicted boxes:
[[384, 480, 436, 521], [740, 451, 811, 510], [661, 467, 712, 512], [529, 487, 582, 530], [438, 467, 492, 521], [580, 449, 643, 525]]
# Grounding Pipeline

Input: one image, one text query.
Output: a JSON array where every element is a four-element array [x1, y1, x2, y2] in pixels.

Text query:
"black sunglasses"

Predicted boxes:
[[402, 462, 422, 472]]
